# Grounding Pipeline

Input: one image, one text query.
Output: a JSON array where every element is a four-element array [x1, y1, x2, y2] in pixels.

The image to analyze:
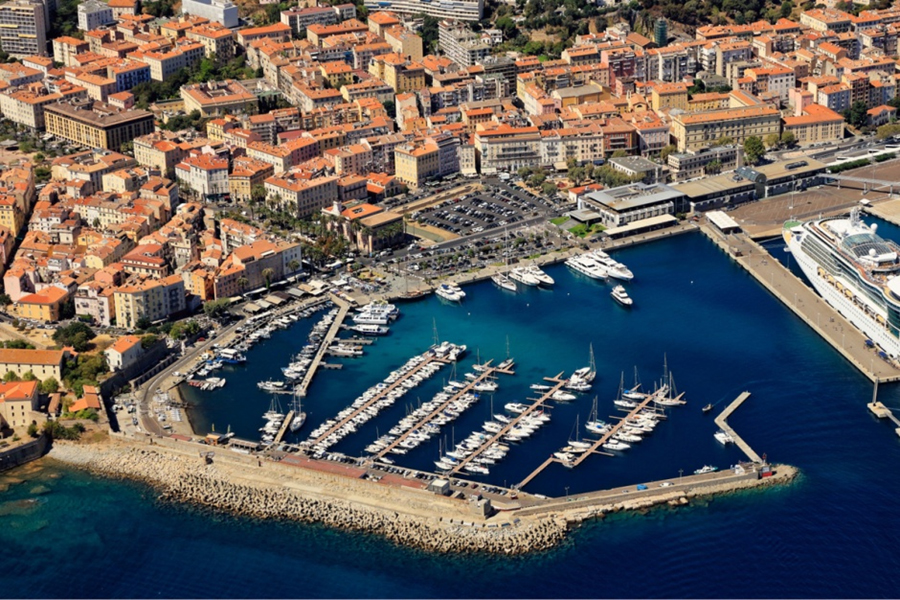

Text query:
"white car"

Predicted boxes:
[[659, 482, 674, 487]]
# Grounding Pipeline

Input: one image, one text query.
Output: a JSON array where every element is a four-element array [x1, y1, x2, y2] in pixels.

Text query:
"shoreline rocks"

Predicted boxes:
[[47, 440, 797, 555]]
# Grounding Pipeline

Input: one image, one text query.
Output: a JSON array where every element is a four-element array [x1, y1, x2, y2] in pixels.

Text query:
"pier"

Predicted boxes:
[[273, 410, 295, 445], [295, 297, 351, 397], [714, 392, 761, 463], [700, 224, 900, 383], [306, 351, 445, 446], [516, 387, 667, 489], [446, 374, 567, 475], [374, 361, 516, 459]]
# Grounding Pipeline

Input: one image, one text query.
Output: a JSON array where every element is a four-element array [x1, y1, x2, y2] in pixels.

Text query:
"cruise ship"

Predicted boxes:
[[784, 208, 900, 358]]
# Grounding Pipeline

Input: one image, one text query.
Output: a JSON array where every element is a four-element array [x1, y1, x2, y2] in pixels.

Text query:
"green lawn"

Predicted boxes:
[[550, 216, 569, 226], [568, 223, 606, 238]]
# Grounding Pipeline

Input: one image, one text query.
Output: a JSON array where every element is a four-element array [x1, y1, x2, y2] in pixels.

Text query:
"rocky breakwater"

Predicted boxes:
[[48, 441, 568, 555]]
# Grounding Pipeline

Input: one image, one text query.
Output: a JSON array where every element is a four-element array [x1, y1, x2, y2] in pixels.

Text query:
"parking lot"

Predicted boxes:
[[409, 182, 555, 238]]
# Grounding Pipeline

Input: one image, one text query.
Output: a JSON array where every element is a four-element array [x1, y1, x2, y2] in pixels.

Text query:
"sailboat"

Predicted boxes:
[[290, 389, 306, 432], [492, 228, 517, 292], [568, 343, 596, 389], [622, 366, 645, 400], [585, 396, 609, 435], [497, 336, 515, 370], [613, 373, 637, 408], [654, 356, 686, 406]]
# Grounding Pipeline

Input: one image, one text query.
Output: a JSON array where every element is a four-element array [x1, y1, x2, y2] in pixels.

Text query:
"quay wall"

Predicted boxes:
[[0, 434, 49, 473], [700, 225, 900, 383]]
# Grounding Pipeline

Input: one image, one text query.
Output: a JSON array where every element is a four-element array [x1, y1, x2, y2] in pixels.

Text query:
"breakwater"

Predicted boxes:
[[47, 437, 797, 555], [48, 440, 567, 555]]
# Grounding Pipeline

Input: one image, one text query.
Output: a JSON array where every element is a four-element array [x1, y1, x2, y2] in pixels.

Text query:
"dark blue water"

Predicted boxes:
[[4, 230, 900, 598]]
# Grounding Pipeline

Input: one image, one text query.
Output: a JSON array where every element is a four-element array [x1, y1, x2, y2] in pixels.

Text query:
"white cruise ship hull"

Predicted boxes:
[[786, 232, 900, 358]]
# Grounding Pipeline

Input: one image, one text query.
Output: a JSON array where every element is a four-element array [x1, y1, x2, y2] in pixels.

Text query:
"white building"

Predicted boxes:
[[363, 0, 482, 21], [181, 0, 239, 28], [77, 0, 114, 32], [175, 154, 229, 200]]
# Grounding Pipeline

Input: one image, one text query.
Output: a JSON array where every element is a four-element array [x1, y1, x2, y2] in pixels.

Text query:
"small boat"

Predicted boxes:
[[694, 465, 718, 475], [526, 264, 554, 286], [702, 403, 714, 413], [350, 324, 389, 336], [611, 285, 633, 307], [554, 451, 575, 462], [603, 441, 630, 451], [504, 402, 529, 413], [435, 283, 466, 302], [530, 383, 552, 391]]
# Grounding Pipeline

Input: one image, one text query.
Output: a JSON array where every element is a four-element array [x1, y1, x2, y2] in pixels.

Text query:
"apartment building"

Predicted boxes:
[[0, 349, 67, 380], [181, 0, 238, 28], [133, 131, 215, 178], [384, 26, 423, 61], [474, 125, 542, 174], [782, 104, 845, 146], [368, 53, 426, 93], [0, 0, 48, 57], [129, 41, 205, 81], [0, 84, 86, 130], [53, 36, 89, 67], [363, 0, 483, 21], [77, 0, 114, 31], [186, 23, 235, 63], [438, 20, 491, 67], [181, 79, 258, 117], [264, 171, 339, 217], [213, 239, 302, 298], [394, 142, 439, 189], [175, 154, 229, 201], [114, 275, 186, 328], [671, 105, 782, 152], [44, 99, 155, 151], [229, 157, 273, 202], [280, 4, 355, 35]]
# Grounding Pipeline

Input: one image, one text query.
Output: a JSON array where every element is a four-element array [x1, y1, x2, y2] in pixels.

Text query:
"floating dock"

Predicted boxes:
[[447, 374, 567, 475], [516, 386, 668, 489], [273, 410, 295, 445], [295, 297, 351, 396], [714, 392, 761, 463], [374, 361, 516, 459], [306, 352, 445, 446]]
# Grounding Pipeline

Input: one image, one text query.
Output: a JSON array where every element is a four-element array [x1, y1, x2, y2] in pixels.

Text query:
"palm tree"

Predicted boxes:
[[288, 259, 300, 274], [238, 276, 249, 294], [261, 267, 275, 290]]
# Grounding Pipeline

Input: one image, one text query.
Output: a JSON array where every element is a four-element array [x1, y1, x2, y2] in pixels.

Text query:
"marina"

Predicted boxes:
[[295, 299, 351, 397]]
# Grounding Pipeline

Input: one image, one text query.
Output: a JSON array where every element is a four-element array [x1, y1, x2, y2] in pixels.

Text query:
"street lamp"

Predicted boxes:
[[565, 486, 570, 501], [679, 468, 684, 482]]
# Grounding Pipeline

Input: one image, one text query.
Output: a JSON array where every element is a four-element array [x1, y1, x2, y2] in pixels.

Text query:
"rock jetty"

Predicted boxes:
[[49, 441, 567, 555]]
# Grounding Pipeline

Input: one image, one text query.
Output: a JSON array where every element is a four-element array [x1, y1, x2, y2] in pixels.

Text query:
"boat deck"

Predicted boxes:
[[374, 360, 516, 459], [295, 297, 351, 397], [516, 387, 666, 489], [306, 351, 448, 446], [447, 373, 567, 475]]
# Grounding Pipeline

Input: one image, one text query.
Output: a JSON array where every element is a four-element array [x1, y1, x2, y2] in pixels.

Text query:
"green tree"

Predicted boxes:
[[3, 370, 19, 382], [134, 316, 152, 331], [844, 100, 869, 129], [39, 377, 59, 394], [141, 334, 159, 349], [781, 131, 796, 147], [21, 370, 36, 381], [0, 293, 10, 305], [52, 322, 96, 351], [611, 149, 628, 158], [765, 132, 781, 148], [713, 136, 735, 147], [876, 123, 900, 140], [382, 100, 396, 118], [743, 135, 766, 165], [261, 267, 275, 290], [203, 298, 231, 317], [660, 144, 677, 162], [27, 422, 38, 437]]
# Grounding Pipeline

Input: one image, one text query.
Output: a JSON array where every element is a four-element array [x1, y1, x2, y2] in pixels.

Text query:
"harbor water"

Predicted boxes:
[[3, 230, 900, 597]]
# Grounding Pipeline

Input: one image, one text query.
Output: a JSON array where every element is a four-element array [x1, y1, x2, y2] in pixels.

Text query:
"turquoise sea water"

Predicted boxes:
[[4, 227, 900, 597]]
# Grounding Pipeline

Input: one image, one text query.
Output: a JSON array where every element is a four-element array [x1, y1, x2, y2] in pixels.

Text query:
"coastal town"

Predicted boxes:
[[3, 0, 900, 554]]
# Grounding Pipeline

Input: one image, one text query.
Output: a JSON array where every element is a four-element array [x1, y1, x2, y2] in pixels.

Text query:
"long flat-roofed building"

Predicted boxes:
[[581, 182, 686, 228], [363, 0, 482, 21], [44, 99, 155, 151], [671, 105, 782, 152]]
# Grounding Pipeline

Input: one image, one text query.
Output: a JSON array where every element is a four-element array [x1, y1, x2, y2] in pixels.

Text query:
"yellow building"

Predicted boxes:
[[0, 349, 66, 380], [114, 275, 186, 329], [0, 195, 25, 236], [319, 61, 355, 89], [394, 142, 439, 189], [384, 26, 424, 61], [186, 23, 236, 63], [13, 287, 69, 322], [550, 84, 603, 109], [650, 82, 689, 112], [782, 104, 844, 146], [181, 79, 258, 117], [671, 105, 781, 152], [44, 100, 155, 151], [229, 157, 274, 202], [368, 53, 425, 93]]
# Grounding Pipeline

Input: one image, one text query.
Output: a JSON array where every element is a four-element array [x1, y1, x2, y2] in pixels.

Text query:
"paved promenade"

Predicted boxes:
[[701, 224, 900, 382]]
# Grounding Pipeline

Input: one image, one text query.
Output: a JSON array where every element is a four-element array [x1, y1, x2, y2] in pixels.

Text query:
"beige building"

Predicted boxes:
[[181, 79, 258, 117], [133, 131, 216, 178], [474, 125, 542, 174], [395, 142, 439, 189], [186, 23, 235, 63], [264, 172, 339, 218], [128, 42, 205, 82], [671, 105, 782, 152], [650, 83, 689, 112], [114, 274, 186, 329], [0, 380, 39, 430], [44, 100, 155, 151], [782, 104, 844, 146], [0, 0, 47, 57], [229, 157, 273, 202], [213, 239, 302, 298], [368, 53, 426, 93], [384, 26, 424, 61], [0, 83, 86, 130], [0, 349, 67, 381]]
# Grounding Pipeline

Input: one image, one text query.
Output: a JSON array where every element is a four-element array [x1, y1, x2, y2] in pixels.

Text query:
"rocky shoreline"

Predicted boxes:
[[47, 440, 797, 555], [48, 441, 568, 555]]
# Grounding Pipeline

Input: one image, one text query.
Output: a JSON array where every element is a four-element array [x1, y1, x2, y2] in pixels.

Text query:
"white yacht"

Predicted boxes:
[[509, 266, 541, 287], [350, 324, 389, 336], [592, 250, 634, 281], [565, 254, 609, 280], [526, 264, 554, 286], [491, 272, 517, 292], [435, 283, 466, 302], [784, 208, 900, 358], [714, 430, 735, 445], [611, 285, 633, 307]]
